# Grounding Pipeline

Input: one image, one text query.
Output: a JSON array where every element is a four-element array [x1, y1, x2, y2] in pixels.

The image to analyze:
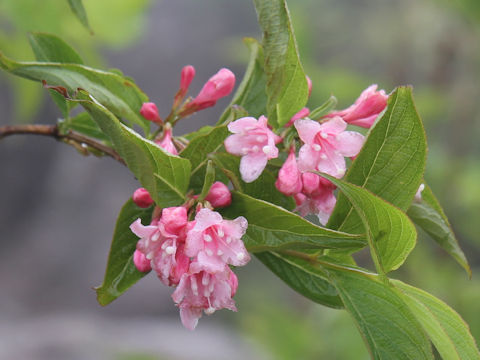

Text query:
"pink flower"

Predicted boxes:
[[132, 187, 154, 208], [172, 263, 238, 330], [205, 181, 232, 208], [284, 107, 310, 128], [188, 68, 235, 111], [325, 85, 388, 128], [275, 147, 303, 196], [185, 208, 250, 273], [294, 176, 337, 225], [140, 102, 162, 124], [156, 127, 178, 155], [224, 116, 282, 183], [133, 249, 152, 272], [295, 117, 364, 178]]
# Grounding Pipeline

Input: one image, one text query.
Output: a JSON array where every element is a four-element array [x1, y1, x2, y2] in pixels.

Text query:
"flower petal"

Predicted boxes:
[[294, 119, 321, 144], [335, 131, 365, 157], [240, 153, 268, 183], [227, 117, 258, 134]]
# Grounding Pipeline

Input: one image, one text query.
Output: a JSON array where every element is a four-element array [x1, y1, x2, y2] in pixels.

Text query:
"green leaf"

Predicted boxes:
[[256, 251, 344, 309], [253, 0, 309, 127], [213, 153, 294, 209], [221, 191, 365, 252], [219, 38, 267, 123], [0, 52, 151, 133], [328, 87, 427, 235], [328, 268, 433, 359], [323, 173, 417, 274], [407, 184, 471, 276], [67, 0, 93, 34], [28, 32, 84, 64], [96, 198, 153, 306], [60, 112, 110, 143], [74, 91, 191, 207], [309, 95, 337, 120], [198, 160, 215, 202], [393, 280, 480, 360]]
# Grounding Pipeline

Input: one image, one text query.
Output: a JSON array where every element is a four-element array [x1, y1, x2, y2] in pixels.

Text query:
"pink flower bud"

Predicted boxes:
[[161, 206, 188, 234], [132, 187, 154, 208], [301, 172, 320, 196], [205, 181, 232, 208], [285, 107, 310, 127], [275, 148, 302, 196], [156, 127, 178, 155], [189, 68, 235, 110], [140, 102, 162, 124], [306, 76, 313, 97], [133, 249, 152, 272], [180, 65, 196, 93]]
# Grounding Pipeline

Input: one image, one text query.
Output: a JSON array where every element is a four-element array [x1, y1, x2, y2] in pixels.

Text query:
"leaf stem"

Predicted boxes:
[[0, 124, 125, 165]]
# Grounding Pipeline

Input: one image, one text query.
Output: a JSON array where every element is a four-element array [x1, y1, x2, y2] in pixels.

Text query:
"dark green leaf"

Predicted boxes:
[[256, 251, 344, 309], [328, 268, 433, 359], [198, 160, 215, 202], [221, 191, 365, 252], [328, 87, 427, 236], [0, 53, 151, 133], [393, 280, 480, 360], [96, 198, 153, 306], [28, 32, 84, 64], [60, 112, 110, 142], [323, 173, 417, 274], [67, 0, 93, 34], [74, 91, 191, 207], [253, 0, 309, 127], [407, 184, 471, 276]]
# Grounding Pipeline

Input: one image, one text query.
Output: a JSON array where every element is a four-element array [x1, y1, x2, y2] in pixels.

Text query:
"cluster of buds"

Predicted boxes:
[[225, 82, 388, 225], [131, 181, 248, 330]]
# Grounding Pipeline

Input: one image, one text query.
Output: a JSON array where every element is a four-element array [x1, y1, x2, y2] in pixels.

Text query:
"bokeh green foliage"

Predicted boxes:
[[0, 0, 150, 120]]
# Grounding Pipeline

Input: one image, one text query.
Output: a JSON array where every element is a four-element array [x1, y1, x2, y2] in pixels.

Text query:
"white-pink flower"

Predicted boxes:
[[185, 208, 250, 273], [295, 117, 364, 178], [172, 263, 238, 330], [224, 116, 282, 183], [325, 84, 388, 128]]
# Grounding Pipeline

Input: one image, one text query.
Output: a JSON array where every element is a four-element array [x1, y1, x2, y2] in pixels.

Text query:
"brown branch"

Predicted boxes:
[[0, 124, 125, 165]]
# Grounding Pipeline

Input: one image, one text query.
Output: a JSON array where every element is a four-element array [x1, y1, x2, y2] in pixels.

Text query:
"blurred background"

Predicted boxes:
[[1, 0, 479, 359]]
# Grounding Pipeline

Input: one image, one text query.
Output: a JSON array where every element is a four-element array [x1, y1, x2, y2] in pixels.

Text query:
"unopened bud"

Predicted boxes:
[[306, 76, 312, 97], [180, 65, 196, 93], [275, 148, 302, 196], [205, 181, 232, 208], [140, 102, 162, 124], [161, 206, 188, 234], [132, 187, 154, 208], [301, 172, 320, 196], [133, 249, 152, 272], [188, 68, 235, 111], [156, 127, 178, 155], [285, 107, 310, 127]]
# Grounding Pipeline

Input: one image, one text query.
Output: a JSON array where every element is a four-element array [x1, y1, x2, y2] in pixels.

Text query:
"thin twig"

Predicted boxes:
[[0, 124, 125, 165]]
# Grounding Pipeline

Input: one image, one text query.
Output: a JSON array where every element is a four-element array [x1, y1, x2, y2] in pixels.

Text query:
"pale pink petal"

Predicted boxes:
[[294, 119, 322, 144], [320, 116, 347, 135], [133, 249, 151, 272], [335, 131, 365, 157], [193, 209, 223, 231], [195, 251, 226, 273], [179, 306, 203, 330], [184, 230, 204, 258], [314, 191, 337, 225], [130, 219, 157, 239], [224, 134, 247, 156], [297, 144, 321, 172], [316, 146, 346, 178], [240, 153, 268, 183], [227, 117, 259, 134]]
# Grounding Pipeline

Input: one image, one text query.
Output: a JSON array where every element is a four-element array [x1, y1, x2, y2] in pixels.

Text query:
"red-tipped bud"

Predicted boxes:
[[180, 65, 196, 93], [306, 76, 313, 97], [189, 68, 235, 111], [205, 181, 232, 208], [133, 249, 152, 272], [140, 102, 162, 124], [275, 148, 303, 196], [132, 187, 154, 208]]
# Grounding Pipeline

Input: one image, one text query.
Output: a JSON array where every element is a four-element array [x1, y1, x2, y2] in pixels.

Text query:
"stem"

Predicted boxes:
[[0, 124, 125, 165]]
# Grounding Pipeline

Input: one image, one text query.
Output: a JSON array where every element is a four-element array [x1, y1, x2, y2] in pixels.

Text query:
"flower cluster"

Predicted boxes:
[[225, 83, 388, 224], [130, 182, 249, 330]]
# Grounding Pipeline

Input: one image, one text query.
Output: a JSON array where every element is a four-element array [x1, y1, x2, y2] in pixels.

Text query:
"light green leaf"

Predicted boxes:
[[198, 160, 215, 202], [96, 198, 152, 306], [0, 53, 151, 133], [67, 0, 93, 34], [328, 268, 433, 359], [256, 251, 344, 309], [393, 280, 480, 360], [309, 95, 337, 120], [60, 112, 110, 143], [28, 32, 84, 64], [219, 37, 267, 123], [328, 86, 427, 235], [407, 184, 471, 276], [253, 0, 309, 127], [74, 91, 191, 207], [323, 173, 417, 274], [221, 191, 365, 252]]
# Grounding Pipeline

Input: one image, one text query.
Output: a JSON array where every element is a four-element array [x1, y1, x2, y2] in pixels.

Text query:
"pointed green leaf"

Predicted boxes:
[[28, 32, 84, 64], [96, 198, 152, 306], [221, 191, 365, 252], [393, 280, 480, 360], [0, 53, 150, 133], [256, 251, 344, 309], [328, 87, 427, 235], [328, 268, 433, 359], [67, 0, 93, 34], [253, 0, 309, 127], [407, 184, 471, 276], [323, 173, 417, 274], [74, 91, 191, 207], [60, 112, 110, 143]]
